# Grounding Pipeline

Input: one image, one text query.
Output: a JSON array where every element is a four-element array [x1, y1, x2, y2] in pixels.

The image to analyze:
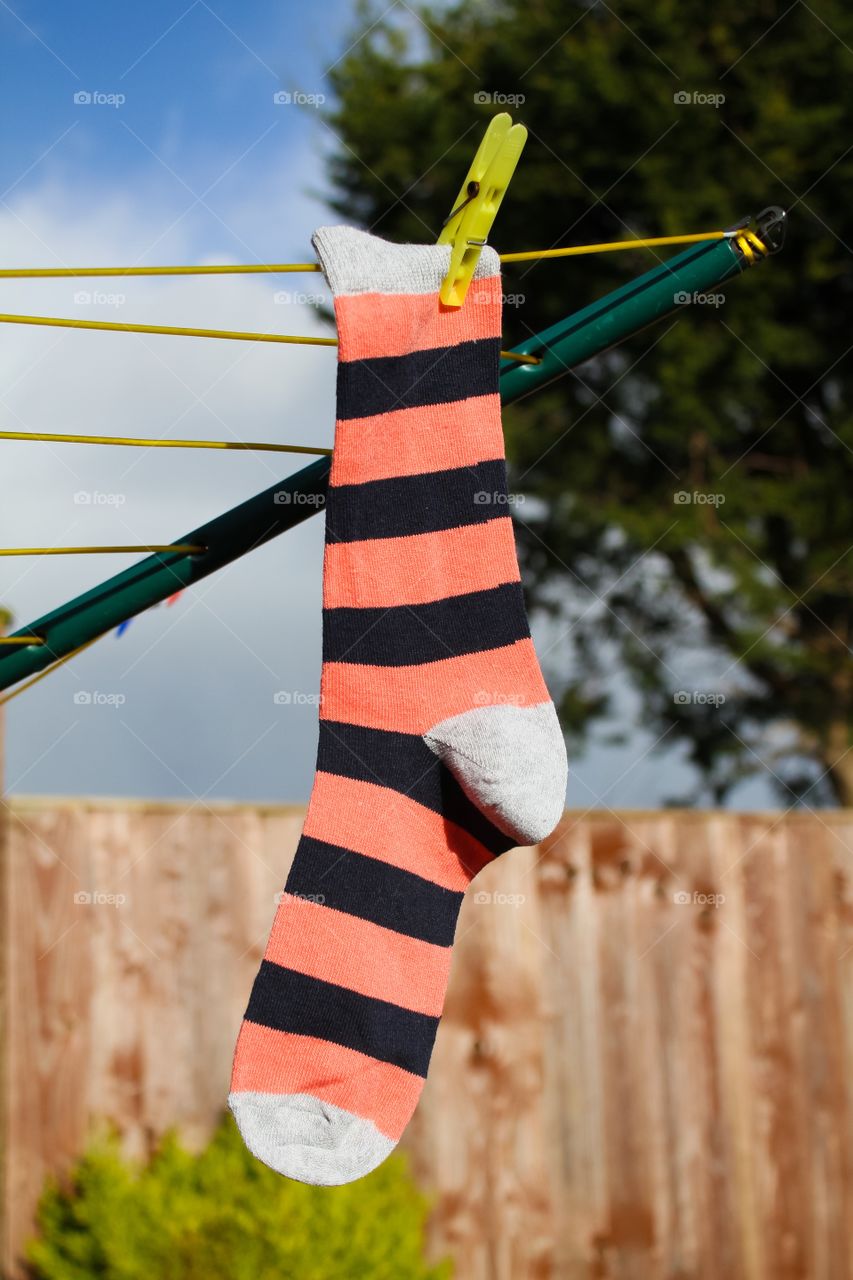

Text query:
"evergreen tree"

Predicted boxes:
[[319, 0, 852, 804]]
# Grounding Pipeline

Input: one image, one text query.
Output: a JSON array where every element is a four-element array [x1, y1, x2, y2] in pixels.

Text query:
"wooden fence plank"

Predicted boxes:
[[3, 800, 853, 1278]]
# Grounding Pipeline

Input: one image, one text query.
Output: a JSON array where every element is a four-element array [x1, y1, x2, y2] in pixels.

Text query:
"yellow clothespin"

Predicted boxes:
[[437, 112, 527, 308]]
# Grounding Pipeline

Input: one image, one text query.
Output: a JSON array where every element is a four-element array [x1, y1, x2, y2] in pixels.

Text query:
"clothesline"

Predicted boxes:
[[0, 217, 781, 701], [0, 544, 205, 556], [0, 231, 737, 279], [0, 313, 541, 363], [0, 231, 761, 359], [0, 227, 759, 564], [0, 637, 97, 701], [0, 227, 769, 475], [0, 430, 333, 455]]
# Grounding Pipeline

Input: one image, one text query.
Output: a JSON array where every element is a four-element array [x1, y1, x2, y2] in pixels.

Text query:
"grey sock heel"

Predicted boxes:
[[423, 701, 568, 845]]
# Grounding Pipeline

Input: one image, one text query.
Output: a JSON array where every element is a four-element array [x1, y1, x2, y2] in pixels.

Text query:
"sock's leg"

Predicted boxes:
[[229, 226, 567, 1185], [316, 225, 567, 844]]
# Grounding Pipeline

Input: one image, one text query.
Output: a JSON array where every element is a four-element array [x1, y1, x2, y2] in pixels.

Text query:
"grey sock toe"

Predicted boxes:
[[423, 701, 567, 845], [229, 1091, 396, 1186]]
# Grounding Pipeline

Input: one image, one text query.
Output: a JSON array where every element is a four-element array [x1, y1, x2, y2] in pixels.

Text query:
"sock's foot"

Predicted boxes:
[[229, 1091, 395, 1186], [424, 701, 567, 845]]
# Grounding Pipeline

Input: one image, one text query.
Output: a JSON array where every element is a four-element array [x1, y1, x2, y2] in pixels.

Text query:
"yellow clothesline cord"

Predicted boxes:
[[0, 313, 540, 363], [0, 233, 739, 356], [0, 429, 333, 456], [0, 264, 321, 278], [0, 313, 335, 345], [0, 544, 206, 556], [500, 231, 731, 262], [0, 232, 733, 279], [0, 637, 99, 706]]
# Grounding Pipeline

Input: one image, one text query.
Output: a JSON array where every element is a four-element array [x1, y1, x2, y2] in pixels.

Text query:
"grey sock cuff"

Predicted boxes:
[[311, 224, 500, 298]]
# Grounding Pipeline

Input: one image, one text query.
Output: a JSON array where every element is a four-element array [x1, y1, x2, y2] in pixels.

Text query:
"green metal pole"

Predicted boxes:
[[0, 234, 762, 692], [0, 459, 330, 689], [498, 234, 747, 395]]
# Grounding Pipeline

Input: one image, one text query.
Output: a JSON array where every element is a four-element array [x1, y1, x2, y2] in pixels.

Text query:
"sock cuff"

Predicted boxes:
[[312, 225, 500, 298]]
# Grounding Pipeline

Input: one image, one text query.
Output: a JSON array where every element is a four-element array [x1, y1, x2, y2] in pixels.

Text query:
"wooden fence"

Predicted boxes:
[[2, 797, 853, 1279]]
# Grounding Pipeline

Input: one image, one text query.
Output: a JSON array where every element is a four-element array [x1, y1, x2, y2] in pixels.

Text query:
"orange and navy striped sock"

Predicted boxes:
[[229, 226, 567, 1184]]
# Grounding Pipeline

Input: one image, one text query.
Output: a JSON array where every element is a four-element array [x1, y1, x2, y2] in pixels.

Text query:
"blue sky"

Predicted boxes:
[[0, 0, 349, 254], [0, 0, 775, 807], [0, 3, 339, 171]]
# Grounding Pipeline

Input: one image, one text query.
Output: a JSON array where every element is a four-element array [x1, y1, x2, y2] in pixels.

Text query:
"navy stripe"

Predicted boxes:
[[323, 582, 530, 667], [317, 721, 514, 856], [326, 459, 509, 542], [245, 960, 438, 1076], [285, 834, 463, 947], [336, 338, 500, 419]]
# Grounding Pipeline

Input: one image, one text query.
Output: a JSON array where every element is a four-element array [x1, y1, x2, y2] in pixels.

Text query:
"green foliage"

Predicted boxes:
[[26, 1115, 452, 1280], [319, 0, 853, 803]]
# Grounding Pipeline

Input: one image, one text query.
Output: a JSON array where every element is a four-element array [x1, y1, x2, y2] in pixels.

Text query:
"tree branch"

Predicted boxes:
[[666, 546, 794, 701]]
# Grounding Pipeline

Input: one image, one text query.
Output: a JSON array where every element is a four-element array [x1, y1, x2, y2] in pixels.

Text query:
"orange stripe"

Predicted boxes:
[[304, 772, 490, 887], [329, 395, 503, 486], [323, 519, 520, 609], [334, 275, 501, 362], [265, 895, 451, 1016], [320, 639, 550, 734], [231, 1022, 422, 1140]]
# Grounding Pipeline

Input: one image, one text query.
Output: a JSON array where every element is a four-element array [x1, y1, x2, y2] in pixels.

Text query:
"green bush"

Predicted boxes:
[[26, 1114, 452, 1280]]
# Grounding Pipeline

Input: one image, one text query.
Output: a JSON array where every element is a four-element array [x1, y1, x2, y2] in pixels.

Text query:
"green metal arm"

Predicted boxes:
[[500, 233, 753, 393], [0, 231, 770, 692]]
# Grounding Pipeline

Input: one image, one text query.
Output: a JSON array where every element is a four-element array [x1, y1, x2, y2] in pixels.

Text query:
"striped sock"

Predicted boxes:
[[229, 226, 567, 1185]]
